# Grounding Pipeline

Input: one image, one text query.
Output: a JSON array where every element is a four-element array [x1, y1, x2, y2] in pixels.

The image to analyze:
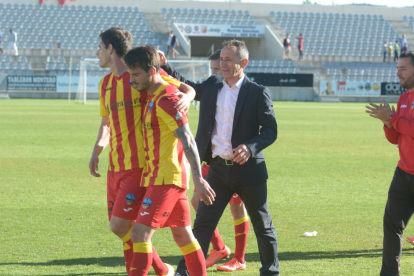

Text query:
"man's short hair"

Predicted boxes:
[[99, 27, 133, 57], [123, 45, 160, 73], [400, 51, 414, 67], [208, 50, 221, 61], [222, 39, 249, 60]]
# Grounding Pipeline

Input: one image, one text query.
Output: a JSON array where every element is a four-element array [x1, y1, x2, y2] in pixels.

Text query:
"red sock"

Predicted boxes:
[[211, 227, 226, 251], [152, 246, 168, 275], [130, 242, 152, 276], [121, 228, 133, 273], [234, 217, 249, 263], [180, 241, 207, 276]]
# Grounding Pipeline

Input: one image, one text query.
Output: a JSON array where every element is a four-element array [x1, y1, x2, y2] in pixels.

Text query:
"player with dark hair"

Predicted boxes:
[[123, 45, 215, 276], [89, 27, 194, 276], [366, 51, 414, 275]]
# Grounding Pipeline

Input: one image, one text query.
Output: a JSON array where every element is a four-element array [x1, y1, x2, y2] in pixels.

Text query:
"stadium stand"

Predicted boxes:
[[244, 60, 300, 74], [0, 3, 160, 77], [1, 0, 413, 102], [269, 11, 401, 60], [323, 62, 399, 82], [161, 8, 257, 25]]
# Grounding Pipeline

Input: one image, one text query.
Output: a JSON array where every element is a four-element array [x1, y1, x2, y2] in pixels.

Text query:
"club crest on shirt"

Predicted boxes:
[[176, 111, 182, 120], [142, 198, 152, 210], [148, 102, 154, 113], [126, 194, 136, 207], [411, 101, 414, 110]]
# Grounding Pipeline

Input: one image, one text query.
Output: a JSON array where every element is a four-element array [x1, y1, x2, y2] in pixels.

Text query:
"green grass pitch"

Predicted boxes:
[[1, 99, 414, 275]]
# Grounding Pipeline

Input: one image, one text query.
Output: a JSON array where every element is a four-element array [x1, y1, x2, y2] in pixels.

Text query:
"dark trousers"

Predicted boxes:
[[177, 158, 279, 275], [381, 167, 414, 276]]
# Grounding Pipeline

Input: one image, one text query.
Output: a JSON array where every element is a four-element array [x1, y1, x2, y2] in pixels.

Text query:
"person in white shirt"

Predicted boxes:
[[7, 29, 18, 56]]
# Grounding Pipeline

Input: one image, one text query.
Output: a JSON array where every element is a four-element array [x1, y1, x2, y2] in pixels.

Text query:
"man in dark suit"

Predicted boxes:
[[163, 39, 279, 276]]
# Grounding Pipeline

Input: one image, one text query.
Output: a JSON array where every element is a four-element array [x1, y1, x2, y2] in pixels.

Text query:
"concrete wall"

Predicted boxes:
[[8, 92, 99, 99], [265, 25, 284, 61], [269, 87, 315, 102], [2, 0, 413, 20]]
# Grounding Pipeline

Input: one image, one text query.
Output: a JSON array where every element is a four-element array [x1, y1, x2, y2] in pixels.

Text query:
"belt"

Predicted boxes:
[[214, 156, 234, 166]]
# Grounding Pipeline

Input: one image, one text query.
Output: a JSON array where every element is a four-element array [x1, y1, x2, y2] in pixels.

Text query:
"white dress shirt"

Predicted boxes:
[[211, 75, 245, 160]]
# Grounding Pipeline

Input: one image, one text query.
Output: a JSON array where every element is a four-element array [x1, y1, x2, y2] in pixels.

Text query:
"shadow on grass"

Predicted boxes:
[[1, 256, 182, 276], [4, 249, 414, 275], [245, 248, 414, 262]]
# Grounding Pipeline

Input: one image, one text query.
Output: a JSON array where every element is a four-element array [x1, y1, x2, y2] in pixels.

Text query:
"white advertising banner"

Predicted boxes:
[[176, 22, 265, 38], [319, 81, 381, 96], [56, 76, 102, 93]]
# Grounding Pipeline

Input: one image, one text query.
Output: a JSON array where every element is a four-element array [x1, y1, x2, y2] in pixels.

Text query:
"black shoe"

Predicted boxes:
[[174, 270, 190, 276]]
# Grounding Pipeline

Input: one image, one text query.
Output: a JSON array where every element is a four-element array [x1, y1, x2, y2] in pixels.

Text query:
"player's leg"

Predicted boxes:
[[129, 222, 157, 276], [236, 182, 279, 275], [167, 189, 206, 276], [217, 195, 249, 271], [175, 162, 237, 273], [131, 185, 190, 276], [108, 169, 146, 274], [197, 164, 230, 267], [381, 167, 414, 276], [193, 188, 229, 268], [171, 226, 206, 276]]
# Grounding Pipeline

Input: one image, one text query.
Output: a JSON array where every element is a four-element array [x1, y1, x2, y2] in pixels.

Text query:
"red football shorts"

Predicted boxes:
[[135, 185, 191, 229], [107, 168, 146, 221]]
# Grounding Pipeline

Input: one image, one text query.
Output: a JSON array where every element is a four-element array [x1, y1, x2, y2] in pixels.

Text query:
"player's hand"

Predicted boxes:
[[193, 177, 215, 205], [157, 50, 167, 66], [173, 91, 190, 112], [233, 144, 251, 165], [89, 154, 101, 177], [365, 99, 395, 122]]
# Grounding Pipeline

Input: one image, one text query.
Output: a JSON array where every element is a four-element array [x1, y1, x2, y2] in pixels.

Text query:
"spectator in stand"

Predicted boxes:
[[388, 42, 393, 63], [7, 29, 18, 56], [0, 29, 3, 49], [400, 34, 408, 54], [295, 34, 304, 61], [394, 40, 400, 62], [402, 43, 408, 54], [171, 31, 180, 59], [383, 41, 388, 63], [166, 31, 173, 58], [283, 34, 291, 60]]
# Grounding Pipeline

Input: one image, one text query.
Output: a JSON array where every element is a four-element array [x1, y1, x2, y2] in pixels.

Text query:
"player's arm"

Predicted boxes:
[[175, 82, 195, 111], [89, 115, 110, 177], [161, 62, 209, 101], [174, 124, 216, 205], [161, 74, 195, 111]]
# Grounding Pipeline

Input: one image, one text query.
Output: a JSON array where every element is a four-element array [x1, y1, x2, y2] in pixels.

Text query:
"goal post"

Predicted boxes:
[[76, 58, 211, 104]]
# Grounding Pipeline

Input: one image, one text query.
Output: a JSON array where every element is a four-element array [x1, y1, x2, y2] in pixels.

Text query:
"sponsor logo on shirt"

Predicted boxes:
[[123, 208, 133, 212], [401, 105, 407, 108], [140, 212, 150, 216]]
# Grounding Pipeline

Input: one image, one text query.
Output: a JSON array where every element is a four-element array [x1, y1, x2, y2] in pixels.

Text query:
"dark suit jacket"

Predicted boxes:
[[162, 63, 277, 186]]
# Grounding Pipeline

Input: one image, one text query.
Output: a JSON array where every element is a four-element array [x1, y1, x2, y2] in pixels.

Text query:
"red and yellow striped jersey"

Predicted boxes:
[[141, 83, 190, 188], [99, 70, 181, 172]]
